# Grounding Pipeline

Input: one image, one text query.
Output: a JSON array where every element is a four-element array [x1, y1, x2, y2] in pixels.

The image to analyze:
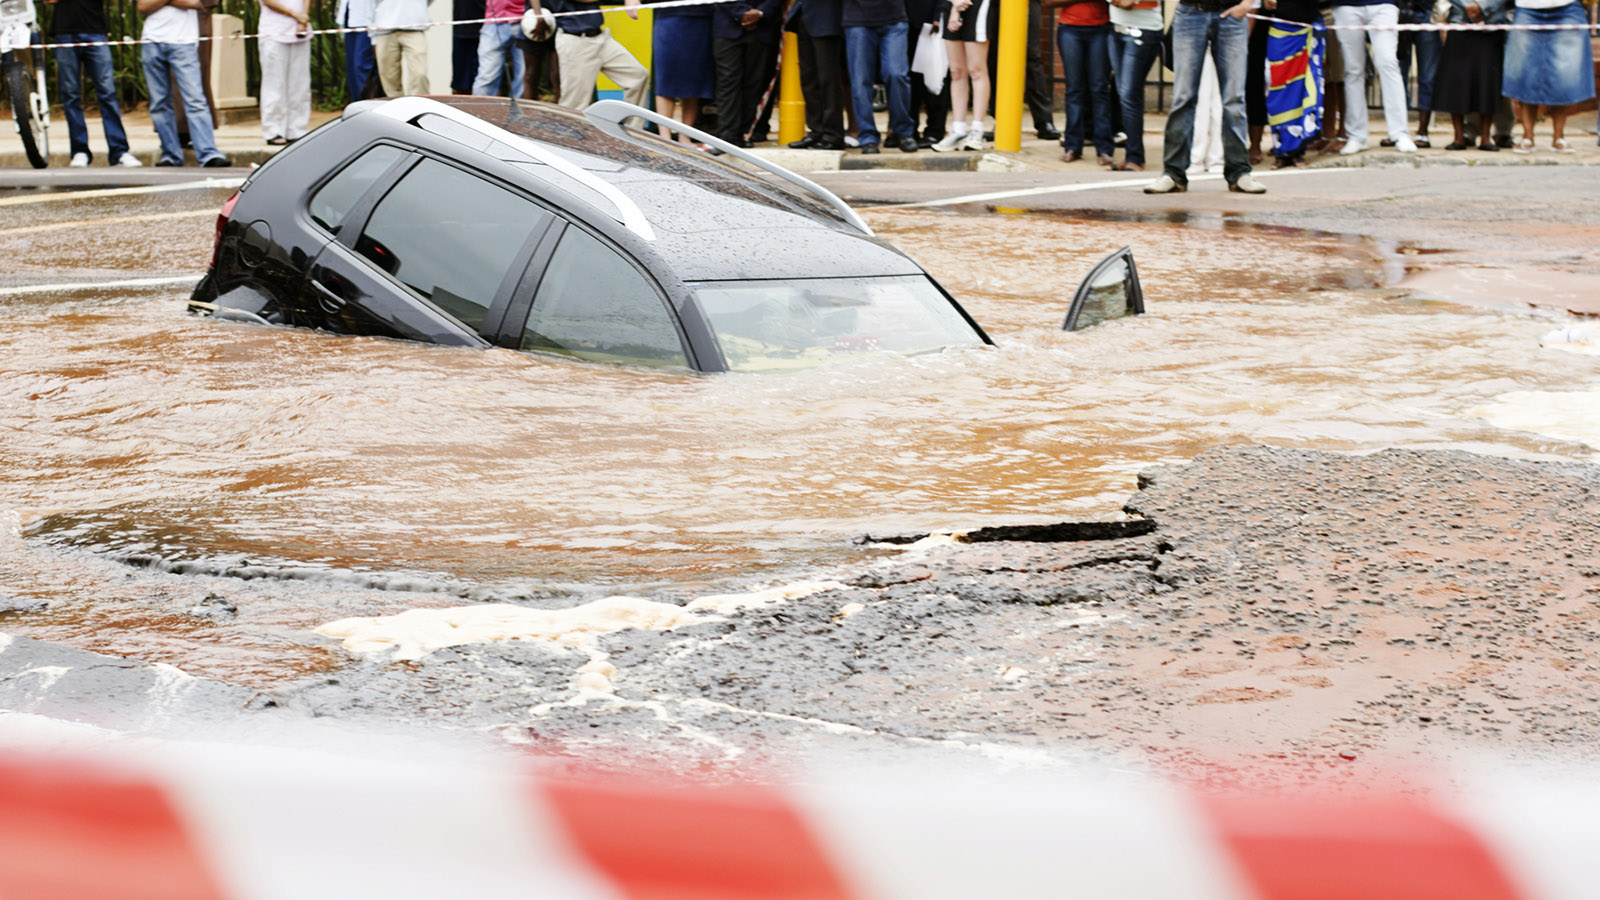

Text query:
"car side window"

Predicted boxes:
[[308, 144, 406, 235], [521, 227, 687, 368], [354, 158, 548, 334]]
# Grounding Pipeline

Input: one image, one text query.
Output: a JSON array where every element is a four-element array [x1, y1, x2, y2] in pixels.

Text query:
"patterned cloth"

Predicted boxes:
[[1264, 20, 1323, 157]]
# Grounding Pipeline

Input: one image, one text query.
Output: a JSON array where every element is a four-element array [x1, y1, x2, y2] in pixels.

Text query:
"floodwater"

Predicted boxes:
[[1, 183, 1596, 687]]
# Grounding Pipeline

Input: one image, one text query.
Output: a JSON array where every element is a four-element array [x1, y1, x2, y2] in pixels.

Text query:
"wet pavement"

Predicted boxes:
[[0, 151, 1597, 784]]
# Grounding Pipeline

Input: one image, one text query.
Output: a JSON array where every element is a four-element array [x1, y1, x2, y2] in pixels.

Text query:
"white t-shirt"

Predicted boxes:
[[260, 0, 311, 42], [143, 3, 198, 43], [1109, 1, 1163, 30]]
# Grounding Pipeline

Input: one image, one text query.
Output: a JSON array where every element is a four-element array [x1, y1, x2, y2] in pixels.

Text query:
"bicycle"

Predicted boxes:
[[0, 0, 49, 168]]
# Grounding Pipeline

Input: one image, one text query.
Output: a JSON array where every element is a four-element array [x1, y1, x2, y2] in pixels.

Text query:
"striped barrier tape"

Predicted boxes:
[[1248, 11, 1599, 29], [3, 737, 1600, 900], [26, 0, 744, 50]]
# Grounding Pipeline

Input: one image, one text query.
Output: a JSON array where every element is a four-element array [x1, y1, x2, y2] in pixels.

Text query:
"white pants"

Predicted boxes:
[[374, 30, 429, 96], [1332, 3, 1408, 145], [1189, 55, 1224, 172], [259, 39, 311, 141], [554, 29, 649, 110]]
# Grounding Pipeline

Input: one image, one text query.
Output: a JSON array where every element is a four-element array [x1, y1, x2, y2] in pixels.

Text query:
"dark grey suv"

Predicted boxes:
[[190, 96, 992, 373]]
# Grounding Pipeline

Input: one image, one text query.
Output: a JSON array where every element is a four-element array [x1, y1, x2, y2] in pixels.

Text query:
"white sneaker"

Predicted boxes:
[[962, 131, 986, 151], [114, 154, 143, 167], [1228, 173, 1267, 194], [930, 131, 967, 152], [1143, 173, 1186, 194], [844, 135, 859, 148], [1393, 134, 1418, 153], [69, 152, 89, 167], [1339, 139, 1366, 155]]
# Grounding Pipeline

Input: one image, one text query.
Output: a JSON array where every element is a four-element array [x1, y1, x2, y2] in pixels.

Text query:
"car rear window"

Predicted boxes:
[[692, 276, 986, 373], [308, 144, 406, 235], [354, 158, 548, 333]]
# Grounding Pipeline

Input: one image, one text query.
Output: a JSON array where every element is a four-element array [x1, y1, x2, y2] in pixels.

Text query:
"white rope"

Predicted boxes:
[[28, 0, 745, 50]]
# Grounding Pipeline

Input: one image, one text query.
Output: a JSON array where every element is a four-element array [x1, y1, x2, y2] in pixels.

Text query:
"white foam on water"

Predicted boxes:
[[1470, 388, 1600, 452], [1541, 325, 1600, 357], [684, 580, 848, 615]]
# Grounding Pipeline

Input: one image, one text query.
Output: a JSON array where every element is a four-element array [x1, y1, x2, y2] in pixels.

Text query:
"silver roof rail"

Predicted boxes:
[[584, 100, 874, 237], [367, 96, 657, 242]]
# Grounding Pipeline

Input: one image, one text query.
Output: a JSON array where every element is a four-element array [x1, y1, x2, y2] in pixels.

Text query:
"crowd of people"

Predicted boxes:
[[46, 0, 1600, 181]]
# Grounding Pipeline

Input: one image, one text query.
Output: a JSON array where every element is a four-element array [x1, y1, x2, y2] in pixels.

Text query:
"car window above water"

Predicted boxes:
[[693, 276, 987, 373], [520, 226, 688, 369], [354, 158, 548, 333], [308, 144, 406, 235]]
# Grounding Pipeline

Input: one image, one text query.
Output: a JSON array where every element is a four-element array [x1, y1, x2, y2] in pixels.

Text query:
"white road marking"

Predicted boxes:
[[866, 166, 1364, 209], [0, 209, 213, 236], [0, 178, 245, 208], [0, 274, 203, 297]]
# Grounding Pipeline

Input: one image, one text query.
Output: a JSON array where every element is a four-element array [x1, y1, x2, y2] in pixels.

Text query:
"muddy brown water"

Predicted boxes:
[[0, 185, 1595, 688]]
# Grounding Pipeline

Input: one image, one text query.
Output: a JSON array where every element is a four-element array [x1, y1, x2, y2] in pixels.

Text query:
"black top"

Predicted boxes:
[[785, 0, 845, 36], [841, 0, 906, 28], [51, 0, 110, 36], [1275, 0, 1320, 21], [550, 0, 604, 33]]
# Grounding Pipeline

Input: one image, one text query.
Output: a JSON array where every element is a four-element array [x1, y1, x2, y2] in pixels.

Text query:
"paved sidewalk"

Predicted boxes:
[[2, 101, 1597, 173]]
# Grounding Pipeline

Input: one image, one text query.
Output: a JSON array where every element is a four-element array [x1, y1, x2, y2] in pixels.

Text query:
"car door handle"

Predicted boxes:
[[308, 276, 347, 314]]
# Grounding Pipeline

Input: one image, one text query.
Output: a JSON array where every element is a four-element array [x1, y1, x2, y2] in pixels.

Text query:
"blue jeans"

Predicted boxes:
[[844, 21, 912, 146], [344, 30, 378, 100], [55, 34, 131, 163], [1161, 3, 1250, 185], [1397, 7, 1440, 112], [1111, 29, 1163, 166], [471, 22, 525, 96], [1057, 23, 1115, 158], [140, 42, 223, 165]]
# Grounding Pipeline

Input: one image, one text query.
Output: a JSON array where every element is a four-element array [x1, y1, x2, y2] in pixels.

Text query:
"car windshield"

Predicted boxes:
[[692, 276, 986, 373]]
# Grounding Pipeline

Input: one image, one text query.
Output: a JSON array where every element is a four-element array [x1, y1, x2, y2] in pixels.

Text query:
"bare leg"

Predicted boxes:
[[1551, 107, 1569, 145], [1417, 109, 1432, 141], [946, 39, 971, 129], [966, 41, 989, 132], [1515, 100, 1536, 144], [680, 97, 701, 144]]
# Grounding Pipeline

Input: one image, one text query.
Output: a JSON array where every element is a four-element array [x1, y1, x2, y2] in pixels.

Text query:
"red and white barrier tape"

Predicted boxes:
[[3, 738, 1600, 900], [27, 0, 742, 51], [1249, 11, 1599, 29]]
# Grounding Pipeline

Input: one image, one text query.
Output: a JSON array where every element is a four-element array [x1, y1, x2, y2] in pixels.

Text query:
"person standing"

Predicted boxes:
[[1144, 0, 1264, 193], [1432, 0, 1507, 150], [534, 0, 647, 109], [654, 2, 715, 142], [471, 0, 525, 95], [843, 0, 918, 152], [452, 0, 484, 93], [1330, 0, 1415, 153], [374, 0, 430, 95], [1045, 0, 1116, 166], [259, 0, 313, 144], [1503, 0, 1594, 152], [138, 0, 230, 166], [337, 0, 379, 99], [711, 0, 781, 147], [1105, 0, 1163, 169], [786, 0, 851, 149], [52, 0, 140, 166], [906, 0, 950, 146], [982, 0, 1063, 138], [931, 0, 992, 151], [1395, 0, 1439, 146]]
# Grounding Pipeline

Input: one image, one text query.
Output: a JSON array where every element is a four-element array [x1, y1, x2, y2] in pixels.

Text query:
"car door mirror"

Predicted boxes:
[[1062, 246, 1144, 331]]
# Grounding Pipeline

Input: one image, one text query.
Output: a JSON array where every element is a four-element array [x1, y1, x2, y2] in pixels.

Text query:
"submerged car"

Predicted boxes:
[[190, 96, 993, 373]]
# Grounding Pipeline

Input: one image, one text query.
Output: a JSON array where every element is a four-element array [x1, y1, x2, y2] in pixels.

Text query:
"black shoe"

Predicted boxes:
[[983, 130, 995, 141], [707, 146, 727, 156], [1036, 123, 1061, 141], [1495, 134, 1514, 148], [156, 159, 181, 167], [788, 134, 820, 149], [748, 134, 768, 144], [897, 135, 918, 153], [202, 156, 232, 168], [860, 142, 880, 154], [812, 137, 846, 150], [736, 139, 754, 148], [917, 135, 938, 149]]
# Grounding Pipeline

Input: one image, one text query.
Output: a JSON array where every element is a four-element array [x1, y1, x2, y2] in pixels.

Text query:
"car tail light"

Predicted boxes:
[[212, 192, 239, 267]]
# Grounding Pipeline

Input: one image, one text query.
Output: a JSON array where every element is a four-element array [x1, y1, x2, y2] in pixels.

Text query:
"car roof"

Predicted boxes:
[[343, 96, 924, 283]]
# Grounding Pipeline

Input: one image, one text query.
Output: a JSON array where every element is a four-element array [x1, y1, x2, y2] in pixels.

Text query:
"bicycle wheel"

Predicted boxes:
[[7, 50, 47, 168]]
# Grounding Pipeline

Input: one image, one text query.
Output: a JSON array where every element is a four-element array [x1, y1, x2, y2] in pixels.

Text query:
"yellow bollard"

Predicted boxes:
[[779, 30, 807, 145], [993, 0, 1029, 151]]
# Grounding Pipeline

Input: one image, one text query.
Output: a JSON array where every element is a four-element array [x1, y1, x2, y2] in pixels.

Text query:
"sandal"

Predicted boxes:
[[1554, 138, 1576, 153], [1512, 138, 1534, 154], [266, 136, 288, 146], [1477, 142, 1498, 152], [1414, 135, 1431, 148], [1445, 141, 1467, 150]]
